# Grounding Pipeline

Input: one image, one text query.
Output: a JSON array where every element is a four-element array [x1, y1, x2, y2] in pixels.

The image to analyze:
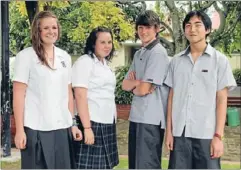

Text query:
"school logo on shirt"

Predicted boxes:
[[61, 61, 66, 68]]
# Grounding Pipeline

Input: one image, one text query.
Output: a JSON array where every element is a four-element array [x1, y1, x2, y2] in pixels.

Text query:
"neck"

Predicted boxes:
[[43, 44, 54, 54], [190, 41, 207, 57], [142, 37, 156, 47]]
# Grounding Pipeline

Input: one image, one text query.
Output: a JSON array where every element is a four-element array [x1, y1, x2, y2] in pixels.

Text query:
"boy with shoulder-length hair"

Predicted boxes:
[[164, 10, 237, 169], [122, 10, 170, 169]]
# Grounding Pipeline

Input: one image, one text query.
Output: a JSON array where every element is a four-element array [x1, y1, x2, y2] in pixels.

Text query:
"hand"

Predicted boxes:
[[210, 137, 224, 158], [71, 126, 83, 141], [14, 130, 27, 150], [128, 71, 136, 80], [148, 86, 156, 94], [165, 131, 174, 151], [84, 128, 95, 145]]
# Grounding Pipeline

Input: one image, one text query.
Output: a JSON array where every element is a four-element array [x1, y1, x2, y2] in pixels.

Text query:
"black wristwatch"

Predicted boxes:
[[72, 117, 78, 127]]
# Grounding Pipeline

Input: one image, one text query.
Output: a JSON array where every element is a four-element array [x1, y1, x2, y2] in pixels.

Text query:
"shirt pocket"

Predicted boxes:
[[199, 68, 217, 88]]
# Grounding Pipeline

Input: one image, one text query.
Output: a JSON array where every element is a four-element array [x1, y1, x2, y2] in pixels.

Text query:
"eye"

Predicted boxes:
[[52, 26, 57, 29], [185, 24, 191, 28]]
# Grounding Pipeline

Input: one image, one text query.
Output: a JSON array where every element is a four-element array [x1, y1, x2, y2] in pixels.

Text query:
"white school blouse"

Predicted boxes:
[[72, 54, 117, 124], [13, 47, 72, 131]]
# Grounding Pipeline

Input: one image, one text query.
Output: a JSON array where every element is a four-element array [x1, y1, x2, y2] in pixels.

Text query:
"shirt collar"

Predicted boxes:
[[54, 46, 64, 60], [143, 38, 160, 50], [180, 43, 213, 57], [92, 53, 107, 65]]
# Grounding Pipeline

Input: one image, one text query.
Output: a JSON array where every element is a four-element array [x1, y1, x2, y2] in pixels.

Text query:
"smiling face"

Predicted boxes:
[[184, 15, 210, 44], [94, 32, 113, 59], [39, 17, 59, 45], [137, 25, 159, 47]]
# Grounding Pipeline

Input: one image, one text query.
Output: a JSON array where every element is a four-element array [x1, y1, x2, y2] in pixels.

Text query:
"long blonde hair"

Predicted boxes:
[[31, 11, 60, 69]]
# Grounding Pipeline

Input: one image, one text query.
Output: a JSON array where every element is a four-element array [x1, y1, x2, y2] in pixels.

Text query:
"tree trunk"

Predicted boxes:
[[25, 1, 38, 25]]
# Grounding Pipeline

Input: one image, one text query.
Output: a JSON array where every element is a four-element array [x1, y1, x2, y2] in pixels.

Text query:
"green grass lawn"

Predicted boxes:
[[1, 158, 240, 169]]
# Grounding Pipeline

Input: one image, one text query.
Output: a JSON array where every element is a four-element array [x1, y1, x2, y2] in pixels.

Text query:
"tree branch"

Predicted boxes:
[[159, 37, 174, 56], [25, 1, 38, 25], [199, 1, 215, 11], [160, 21, 174, 40], [210, 12, 241, 46], [213, 2, 226, 36]]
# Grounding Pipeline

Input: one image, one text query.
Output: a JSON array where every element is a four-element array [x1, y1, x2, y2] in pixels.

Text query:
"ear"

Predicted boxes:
[[155, 26, 161, 33], [206, 29, 211, 35]]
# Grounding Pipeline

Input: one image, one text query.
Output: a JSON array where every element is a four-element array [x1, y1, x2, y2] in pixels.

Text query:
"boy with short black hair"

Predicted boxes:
[[165, 10, 237, 169]]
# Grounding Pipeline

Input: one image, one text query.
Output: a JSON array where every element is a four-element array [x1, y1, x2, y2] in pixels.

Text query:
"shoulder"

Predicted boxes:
[[171, 50, 185, 63], [17, 46, 35, 57], [213, 48, 228, 61], [150, 43, 168, 58], [15, 47, 36, 63], [73, 54, 93, 67]]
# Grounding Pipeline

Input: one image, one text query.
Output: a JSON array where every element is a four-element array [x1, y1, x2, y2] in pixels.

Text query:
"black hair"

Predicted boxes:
[[84, 26, 115, 61], [183, 10, 212, 37], [135, 10, 160, 39]]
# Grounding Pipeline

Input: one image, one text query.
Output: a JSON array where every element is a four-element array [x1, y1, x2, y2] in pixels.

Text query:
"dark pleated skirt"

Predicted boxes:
[[73, 116, 119, 169], [21, 127, 75, 169]]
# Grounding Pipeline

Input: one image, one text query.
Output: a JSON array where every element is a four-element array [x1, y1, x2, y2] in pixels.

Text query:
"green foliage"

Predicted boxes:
[[233, 68, 241, 85], [115, 65, 133, 105], [10, 1, 134, 55], [9, 2, 31, 55], [65, 2, 134, 50]]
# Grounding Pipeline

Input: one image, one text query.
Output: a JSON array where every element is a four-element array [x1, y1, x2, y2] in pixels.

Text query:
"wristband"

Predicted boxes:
[[214, 133, 224, 141]]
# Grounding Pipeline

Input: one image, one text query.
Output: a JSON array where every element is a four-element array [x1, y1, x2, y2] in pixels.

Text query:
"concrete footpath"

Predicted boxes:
[[1, 148, 20, 162]]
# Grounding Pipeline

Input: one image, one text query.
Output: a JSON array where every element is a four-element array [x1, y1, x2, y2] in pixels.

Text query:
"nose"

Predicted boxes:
[[48, 28, 54, 34], [141, 27, 148, 34], [104, 43, 112, 49], [190, 25, 196, 32]]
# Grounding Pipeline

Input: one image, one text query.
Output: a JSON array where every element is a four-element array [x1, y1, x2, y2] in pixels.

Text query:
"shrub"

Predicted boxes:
[[233, 68, 241, 86], [115, 65, 133, 104]]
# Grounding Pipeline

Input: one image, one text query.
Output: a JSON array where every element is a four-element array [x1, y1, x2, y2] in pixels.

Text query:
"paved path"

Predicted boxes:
[[1, 148, 20, 162]]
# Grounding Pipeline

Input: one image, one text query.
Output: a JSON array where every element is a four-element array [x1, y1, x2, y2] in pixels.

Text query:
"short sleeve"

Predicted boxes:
[[142, 51, 170, 86], [13, 50, 31, 84], [72, 55, 93, 88], [164, 59, 174, 88], [217, 56, 237, 91]]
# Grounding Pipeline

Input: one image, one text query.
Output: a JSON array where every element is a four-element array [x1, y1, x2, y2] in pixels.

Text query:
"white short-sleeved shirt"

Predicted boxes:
[[164, 44, 237, 139], [13, 46, 72, 131], [72, 54, 116, 124]]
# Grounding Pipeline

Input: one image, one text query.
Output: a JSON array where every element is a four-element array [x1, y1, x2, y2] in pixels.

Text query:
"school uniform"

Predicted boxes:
[[125, 39, 170, 169], [13, 46, 75, 169], [164, 44, 237, 169], [72, 54, 119, 169]]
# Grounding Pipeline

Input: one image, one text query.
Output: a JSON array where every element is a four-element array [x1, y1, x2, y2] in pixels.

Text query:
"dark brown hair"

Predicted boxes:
[[31, 11, 60, 69], [84, 26, 115, 61]]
